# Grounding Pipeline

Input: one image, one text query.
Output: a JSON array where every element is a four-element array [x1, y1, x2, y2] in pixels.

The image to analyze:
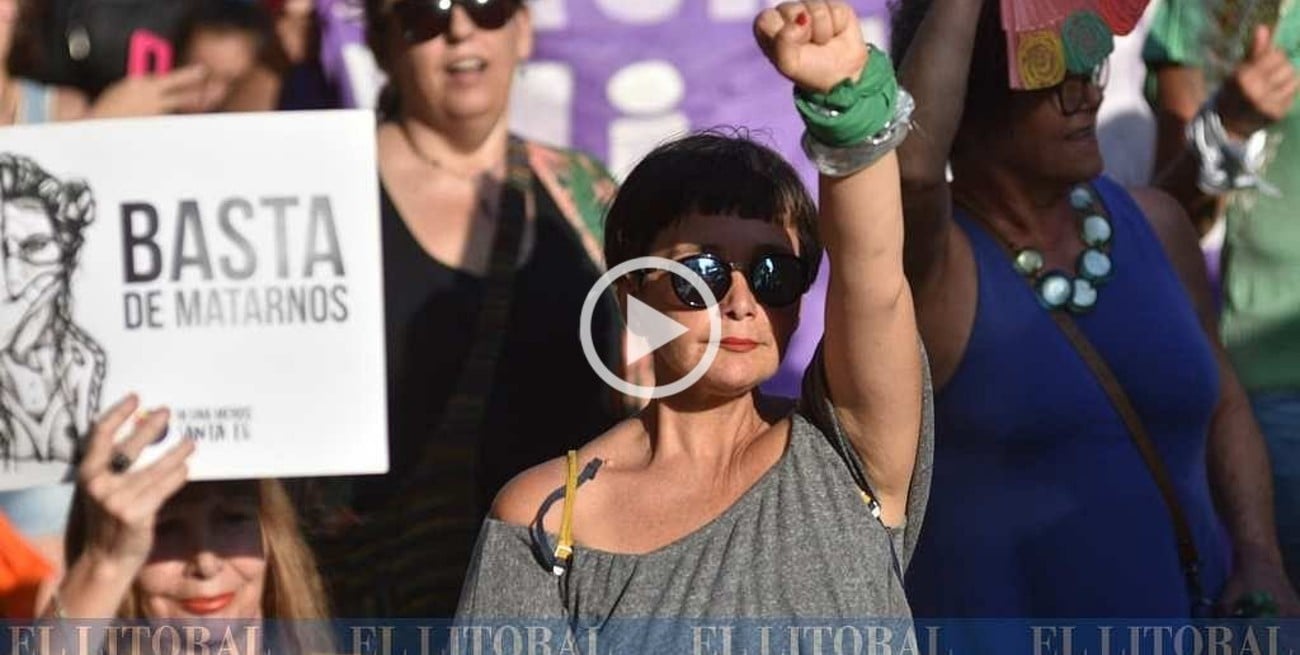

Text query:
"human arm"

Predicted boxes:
[[1134, 187, 1300, 616], [87, 66, 208, 118], [893, 0, 984, 285], [52, 394, 194, 619], [754, 0, 922, 526], [1151, 26, 1299, 234]]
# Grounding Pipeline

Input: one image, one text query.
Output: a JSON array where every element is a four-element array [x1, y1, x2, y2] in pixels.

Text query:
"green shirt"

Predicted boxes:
[[1145, 0, 1300, 392]]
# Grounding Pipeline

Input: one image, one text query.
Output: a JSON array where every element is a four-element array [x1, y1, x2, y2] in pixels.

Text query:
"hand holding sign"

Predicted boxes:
[[754, 1, 869, 94], [0, 111, 386, 491], [75, 394, 193, 576], [1218, 25, 1300, 138]]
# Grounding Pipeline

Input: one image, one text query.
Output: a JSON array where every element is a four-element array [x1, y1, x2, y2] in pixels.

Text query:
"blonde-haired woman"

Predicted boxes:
[[52, 394, 331, 653], [301, 0, 624, 618]]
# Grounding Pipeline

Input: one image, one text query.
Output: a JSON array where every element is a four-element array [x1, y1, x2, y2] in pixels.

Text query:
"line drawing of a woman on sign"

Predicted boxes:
[[0, 153, 105, 469]]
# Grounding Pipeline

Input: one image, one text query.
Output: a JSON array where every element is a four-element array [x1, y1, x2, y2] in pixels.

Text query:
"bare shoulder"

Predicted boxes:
[[489, 418, 644, 529], [1129, 185, 1215, 319], [1130, 186, 1199, 255], [489, 455, 570, 527]]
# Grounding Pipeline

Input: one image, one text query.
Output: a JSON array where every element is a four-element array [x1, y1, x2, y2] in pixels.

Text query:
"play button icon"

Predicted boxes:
[[580, 256, 722, 399], [624, 295, 690, 363]]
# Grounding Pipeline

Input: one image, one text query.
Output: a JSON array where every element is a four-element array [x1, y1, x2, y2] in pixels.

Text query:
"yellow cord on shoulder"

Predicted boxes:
[[552, 450, 579, 575]]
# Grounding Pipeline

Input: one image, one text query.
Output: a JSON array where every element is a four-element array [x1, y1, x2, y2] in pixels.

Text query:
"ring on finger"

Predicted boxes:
[[109, 451, 132, 474]]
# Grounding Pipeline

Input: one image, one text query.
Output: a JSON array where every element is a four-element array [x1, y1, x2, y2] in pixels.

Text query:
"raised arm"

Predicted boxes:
[[755, 0, 921, 526], [1135, 189, 1300, 615], [53, 396, 193, 621], [892, 0, 985, 284], [1150, 25, 1298, 233]]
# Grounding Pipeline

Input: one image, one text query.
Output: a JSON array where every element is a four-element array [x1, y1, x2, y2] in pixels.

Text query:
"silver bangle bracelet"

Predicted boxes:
[[802, 88, 915, 178], [1186, 96, 1276, 196]]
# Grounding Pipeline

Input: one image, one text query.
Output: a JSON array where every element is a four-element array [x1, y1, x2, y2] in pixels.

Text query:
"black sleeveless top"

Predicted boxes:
[[361, 185, 623, 515], [307, 177, 623, 617]]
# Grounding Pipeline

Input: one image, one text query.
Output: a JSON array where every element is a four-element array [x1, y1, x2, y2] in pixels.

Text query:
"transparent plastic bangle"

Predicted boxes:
[[1187, 96, 1276, 197], [802, 89, 915, 178]]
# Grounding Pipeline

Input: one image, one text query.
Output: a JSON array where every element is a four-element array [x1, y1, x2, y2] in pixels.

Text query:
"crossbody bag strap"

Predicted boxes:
[[972, 199, 1211, 614], [410, 135, 535, 479]]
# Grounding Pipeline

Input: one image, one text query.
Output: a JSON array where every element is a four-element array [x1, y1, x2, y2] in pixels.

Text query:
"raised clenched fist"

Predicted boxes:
[[754, 0, 870, 94]]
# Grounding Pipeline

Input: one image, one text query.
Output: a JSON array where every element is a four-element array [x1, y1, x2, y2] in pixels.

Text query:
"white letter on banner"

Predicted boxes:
[[593, 0, 681, 24], [529, 0, 566, 30], [860, 17, 887, 47], [607, 60, 689, 179], [709, 0, 759, 21], [509, 62, 573, 147]]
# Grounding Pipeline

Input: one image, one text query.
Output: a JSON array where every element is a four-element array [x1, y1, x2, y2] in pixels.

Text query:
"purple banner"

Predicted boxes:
[[318, 0, 892, 396]]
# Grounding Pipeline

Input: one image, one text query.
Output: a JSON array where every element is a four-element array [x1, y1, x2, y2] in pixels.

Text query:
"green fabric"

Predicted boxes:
[[1143, 0, 1211, 67], [564, 151, 613, 241], [1145, 0, 1300, 391], [794, 45, 898, 147]]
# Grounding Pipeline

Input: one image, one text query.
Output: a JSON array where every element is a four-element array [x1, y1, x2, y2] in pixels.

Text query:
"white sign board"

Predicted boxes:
[[0, 110, 388, 490]]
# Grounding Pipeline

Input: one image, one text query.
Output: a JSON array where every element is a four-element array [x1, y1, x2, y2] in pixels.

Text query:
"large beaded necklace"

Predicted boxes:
[[1009, 184, 1115, 314]]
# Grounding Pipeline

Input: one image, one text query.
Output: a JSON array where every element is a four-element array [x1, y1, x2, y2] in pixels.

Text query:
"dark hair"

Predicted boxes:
[[7, 0, 48, 80], [362, 0, 398, 115], [175, 0, 274, 61], [0, 154, 94, 261], [363, 0, 389, 71], [889, 0, 1010, 150], [604, 131, 821, 281]]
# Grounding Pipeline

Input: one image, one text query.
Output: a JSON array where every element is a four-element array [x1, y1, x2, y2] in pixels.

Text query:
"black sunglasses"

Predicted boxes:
[[663, 253, 810, 309], [391, 0, 519, 45]]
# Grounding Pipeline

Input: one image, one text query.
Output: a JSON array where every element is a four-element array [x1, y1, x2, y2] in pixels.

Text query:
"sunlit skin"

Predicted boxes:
[[963, 81, 1106, 191], [481, 1, 922, 563], [947, 77, 1107, 281], [376, 0, 538, 275], [282, 0, 314, 17], [626, 213, 803, 405], [0, 0, 17, 66], [135, 485, 266, 621]]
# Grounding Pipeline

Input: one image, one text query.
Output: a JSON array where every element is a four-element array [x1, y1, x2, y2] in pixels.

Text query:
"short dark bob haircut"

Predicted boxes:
[[603, 130, 822, 287]]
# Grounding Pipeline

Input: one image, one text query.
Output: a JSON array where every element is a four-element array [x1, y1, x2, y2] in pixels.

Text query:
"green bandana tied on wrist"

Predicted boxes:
[[795, 44, 898, 148]]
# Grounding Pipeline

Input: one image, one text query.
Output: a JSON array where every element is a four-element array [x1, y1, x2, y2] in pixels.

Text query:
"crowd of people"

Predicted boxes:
[[1, 0, 1300, 637]]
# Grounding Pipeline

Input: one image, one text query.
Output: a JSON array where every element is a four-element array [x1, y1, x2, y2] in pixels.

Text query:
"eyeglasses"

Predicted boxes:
[[662, 253, 810, 309], [1055, 59, 1110, 116], [391, 0, 519, 45]]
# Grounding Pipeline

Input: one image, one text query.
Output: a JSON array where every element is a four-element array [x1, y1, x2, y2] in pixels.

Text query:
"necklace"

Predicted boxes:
[[1009, 184, 1115, 314], [397, 119, 497, 182]]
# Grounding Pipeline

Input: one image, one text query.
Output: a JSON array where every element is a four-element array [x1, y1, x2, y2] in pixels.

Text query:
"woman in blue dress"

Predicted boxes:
[[891, 0, 1298, 616]]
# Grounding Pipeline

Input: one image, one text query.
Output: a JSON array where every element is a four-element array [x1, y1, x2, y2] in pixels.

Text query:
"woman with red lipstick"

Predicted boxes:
[[890, 0, 1297, 617], [49, 394, 330, 652], [295, 0, 625, 617], [456, 1, 930, 622]]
